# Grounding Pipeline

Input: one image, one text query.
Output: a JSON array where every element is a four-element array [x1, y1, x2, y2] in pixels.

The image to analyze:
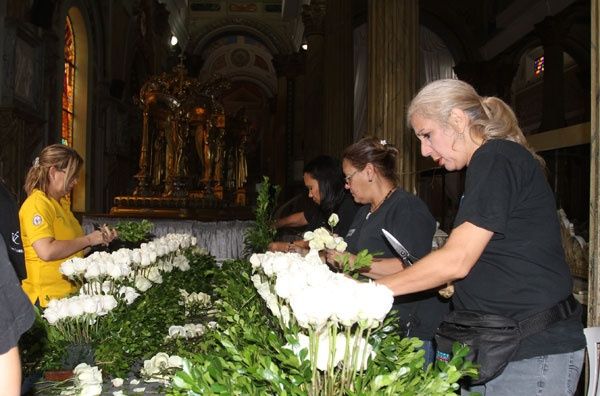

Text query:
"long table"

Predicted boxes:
[[82, 216, 253, 260]]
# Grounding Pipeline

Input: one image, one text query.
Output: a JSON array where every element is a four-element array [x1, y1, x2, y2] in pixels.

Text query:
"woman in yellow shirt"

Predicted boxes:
[[19, 144, 115, 307]]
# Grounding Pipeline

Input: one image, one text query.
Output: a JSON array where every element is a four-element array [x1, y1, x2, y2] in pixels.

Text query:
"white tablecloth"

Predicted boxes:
[[82, 216, 253, 260]]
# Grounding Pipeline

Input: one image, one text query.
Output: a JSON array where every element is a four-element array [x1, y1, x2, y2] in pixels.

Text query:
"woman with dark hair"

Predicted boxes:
[[19, 144, 116, 306], [269, 155, 361, 252], [326, 137, 449, 364]]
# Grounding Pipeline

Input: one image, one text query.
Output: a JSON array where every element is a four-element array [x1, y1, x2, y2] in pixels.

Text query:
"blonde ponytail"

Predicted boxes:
[[24, 144, 83, 196], [408, 79, 545, 167]]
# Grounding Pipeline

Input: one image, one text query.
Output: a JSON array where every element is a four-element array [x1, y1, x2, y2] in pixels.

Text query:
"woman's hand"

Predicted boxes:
[[268, 241, 308, 254], [86, 230, 107, 247], [325, 249, 355, 271], [99, 225, 118, 245], [268, 241, 288, 252]]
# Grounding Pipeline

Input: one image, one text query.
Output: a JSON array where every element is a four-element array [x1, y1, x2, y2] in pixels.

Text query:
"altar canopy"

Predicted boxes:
[[111, 63, 252, 218]]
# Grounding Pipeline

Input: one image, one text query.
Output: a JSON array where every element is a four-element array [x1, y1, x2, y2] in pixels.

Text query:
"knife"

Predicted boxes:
[[381, 228, 419, 267]]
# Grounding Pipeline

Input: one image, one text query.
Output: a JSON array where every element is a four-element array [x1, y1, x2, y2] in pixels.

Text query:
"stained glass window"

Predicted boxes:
[[534, 55, 544, 76], [62, 16, 75, 146]]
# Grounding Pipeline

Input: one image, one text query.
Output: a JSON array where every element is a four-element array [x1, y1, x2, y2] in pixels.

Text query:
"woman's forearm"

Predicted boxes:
[[32, 230, 107, 261], [32, 236, 91, 261], [364, 258, 405, 278], [275, 212, 308, 229], [376, 221, 493, 296]]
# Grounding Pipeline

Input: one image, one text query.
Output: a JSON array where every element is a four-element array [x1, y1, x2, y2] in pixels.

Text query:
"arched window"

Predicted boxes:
[[61, 7, 89, 211], [62, 15, 75, 147]]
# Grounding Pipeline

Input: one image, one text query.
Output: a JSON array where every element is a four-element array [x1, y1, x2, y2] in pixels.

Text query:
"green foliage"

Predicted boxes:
[[169, 259, 477, 395], [114, 219, 154, 243], [93, 252, 216, 378], [337, 249, 378, 279], [19, 308, 65, 375], [243, 176, 281, 256], [22, 249, 477, 394], [169, 259, 311, 395], [27, 252, 216, 379]]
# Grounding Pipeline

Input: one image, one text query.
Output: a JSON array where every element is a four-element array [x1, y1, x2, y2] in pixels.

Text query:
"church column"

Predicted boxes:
[[367, 0, 419, 192], [535, 16, 567, 132], [588, 0, 600, 326], [272, 53, 303, 191], [302, 0, 325, 161], [323, 0, 354, 157]]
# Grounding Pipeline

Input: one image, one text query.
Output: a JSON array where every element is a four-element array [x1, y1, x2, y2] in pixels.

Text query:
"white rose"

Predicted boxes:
[[60, 260, 75, 277], [82, 296, 99, 314], [140, 251, 152, 267], [168, 325, 185, 338], [334, 239, 347, 253], [101, 280, 114, 294], [168, 355, 183, 368], [56, 300, 70, 320], [147, 267, 163, 284], [43, 308, 60, 325], [77, 365, 102, 385], [72, 257, 88, 274], [80, 384, 102, 396], [66, 299, 84, 317], [303, 231, 315, 241], [308, 239, 325, 251], [135, 275, 152, 292], [121, 286, 140, 305], [151, 352, 170, 370], [328, 213, 339, 228], [84, 262, 102, 280], [323, 234, 337, 250]]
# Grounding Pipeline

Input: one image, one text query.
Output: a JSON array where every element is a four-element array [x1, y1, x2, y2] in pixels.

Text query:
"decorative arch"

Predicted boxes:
[[190, 17, 293, 56], [198, 34, 277, 97]]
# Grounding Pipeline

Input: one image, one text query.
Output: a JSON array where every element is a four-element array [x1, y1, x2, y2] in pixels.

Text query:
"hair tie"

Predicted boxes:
[[32, 157, 40, 168], [480, 97, 493, 119]]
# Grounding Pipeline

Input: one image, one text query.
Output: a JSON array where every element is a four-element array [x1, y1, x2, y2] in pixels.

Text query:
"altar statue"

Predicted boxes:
[[226, 108, 250, 190]]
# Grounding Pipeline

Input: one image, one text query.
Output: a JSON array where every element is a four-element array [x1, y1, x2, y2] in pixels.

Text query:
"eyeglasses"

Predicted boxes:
[[344, 169, 360, 184]]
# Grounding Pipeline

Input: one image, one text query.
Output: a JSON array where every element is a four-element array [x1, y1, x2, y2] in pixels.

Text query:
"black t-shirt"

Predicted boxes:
[[304, 193, 361, 237], [453, 140, 585, 360], [345, 188, 449, 340], [0, 183, 26, 280]]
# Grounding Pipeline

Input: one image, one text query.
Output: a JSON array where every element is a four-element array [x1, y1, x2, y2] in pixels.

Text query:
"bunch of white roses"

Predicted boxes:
[[58, 363, 103, 396], [302, 213, 347, 252], [249, 249, 393, 392], [140, 352, 184, 383]]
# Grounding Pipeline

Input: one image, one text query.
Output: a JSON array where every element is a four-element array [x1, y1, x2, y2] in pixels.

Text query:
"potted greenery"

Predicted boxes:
[[111, 219, 154, 250]]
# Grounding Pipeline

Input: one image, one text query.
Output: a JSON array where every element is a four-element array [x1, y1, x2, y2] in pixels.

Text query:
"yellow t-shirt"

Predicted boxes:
[[19, 189, 83, 306]]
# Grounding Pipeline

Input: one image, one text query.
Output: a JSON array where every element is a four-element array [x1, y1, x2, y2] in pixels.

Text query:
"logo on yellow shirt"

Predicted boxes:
[[32, 214, 43, 226]]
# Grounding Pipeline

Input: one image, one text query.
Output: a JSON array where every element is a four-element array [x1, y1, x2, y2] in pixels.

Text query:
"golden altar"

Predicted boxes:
[[111, 64, 252, 220]]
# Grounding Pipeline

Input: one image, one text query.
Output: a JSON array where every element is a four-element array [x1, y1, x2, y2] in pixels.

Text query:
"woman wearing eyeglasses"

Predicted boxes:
[[19, 144, 117, 307], [269, 155, 361, 253], [327, 137, 449, 364]]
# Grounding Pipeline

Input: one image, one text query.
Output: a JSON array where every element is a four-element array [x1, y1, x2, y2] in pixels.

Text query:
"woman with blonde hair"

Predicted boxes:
[[19, 144, 116, 306], [376, 79, 584, 394]]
